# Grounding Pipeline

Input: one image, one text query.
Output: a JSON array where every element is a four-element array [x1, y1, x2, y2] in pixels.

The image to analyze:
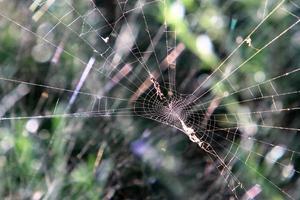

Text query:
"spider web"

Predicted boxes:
[[0, 0, 300, 199]]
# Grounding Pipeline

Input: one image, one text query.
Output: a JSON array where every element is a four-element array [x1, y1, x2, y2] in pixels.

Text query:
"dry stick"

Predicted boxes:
[[167, 35, 177, 97], [95, 64, 133, 114], [201, 97, 221, 130], [67, 56, 96, 110], [94, 143, 106, 174], [102, 64, 133, 93], [262, 0, 269, 19], [161, 0, 178, 96], [51, 36, 67, 65], [0, 84, 30, 117], [30, 0, 56, 22], [130, 43, 185, 102]]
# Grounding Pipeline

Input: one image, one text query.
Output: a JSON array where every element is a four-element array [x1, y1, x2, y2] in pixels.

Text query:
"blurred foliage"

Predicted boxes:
[[0, 0, 300, 200]]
